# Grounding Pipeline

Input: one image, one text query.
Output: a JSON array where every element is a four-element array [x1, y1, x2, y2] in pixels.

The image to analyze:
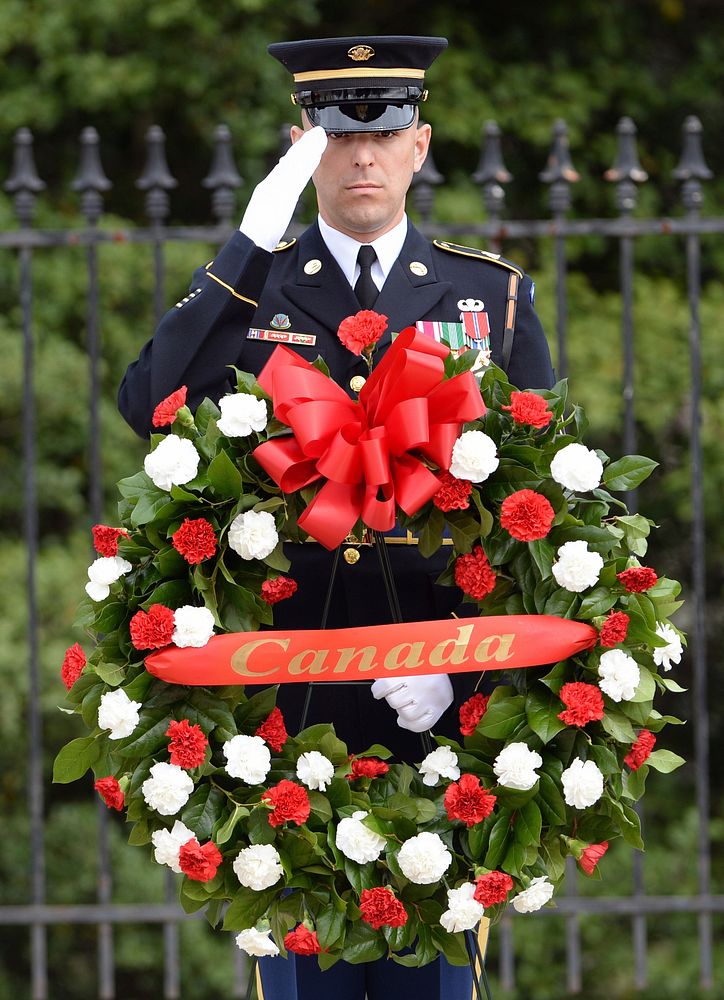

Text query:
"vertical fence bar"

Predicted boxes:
[[72, 126, 116, 998], [5, 127, 47, 1000], [498, 913, 515, 992], [563, 856, 581, 994], [673, 116, 714, 989]]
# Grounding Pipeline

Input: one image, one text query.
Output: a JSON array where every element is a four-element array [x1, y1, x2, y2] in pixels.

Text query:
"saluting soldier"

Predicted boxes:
[[119, 35, 554, 1000]]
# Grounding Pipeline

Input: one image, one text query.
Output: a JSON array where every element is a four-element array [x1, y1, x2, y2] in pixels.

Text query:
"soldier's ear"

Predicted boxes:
[[413, 122, 432, 174], [290, 124, 305, 145]]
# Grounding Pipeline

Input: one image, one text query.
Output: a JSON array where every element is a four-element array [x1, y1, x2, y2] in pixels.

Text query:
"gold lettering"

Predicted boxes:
[[429, 624, 473, 667], [383, 641, 425, 671], [474, 634, 515, 663], [333, 646, 378, 674], [288, 648, 329, 676], [231, 636, 289, 677]]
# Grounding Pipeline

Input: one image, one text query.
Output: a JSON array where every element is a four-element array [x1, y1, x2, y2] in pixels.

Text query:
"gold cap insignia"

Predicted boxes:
[[348, 44, 375, 62]]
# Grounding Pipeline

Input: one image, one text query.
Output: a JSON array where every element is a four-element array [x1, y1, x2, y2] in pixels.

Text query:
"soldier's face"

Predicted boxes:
[[290, 114, 431, 241]]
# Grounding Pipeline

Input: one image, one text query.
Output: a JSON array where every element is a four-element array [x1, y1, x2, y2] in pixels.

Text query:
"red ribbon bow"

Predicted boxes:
[[253, 327, 485, 549]]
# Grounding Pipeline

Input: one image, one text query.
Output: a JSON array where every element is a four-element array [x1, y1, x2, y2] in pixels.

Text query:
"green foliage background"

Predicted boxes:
[[0, 0, 722, 996]]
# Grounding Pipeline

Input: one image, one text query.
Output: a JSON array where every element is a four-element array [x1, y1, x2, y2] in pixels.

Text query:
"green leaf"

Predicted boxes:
[[537, 771, 567, 826], [578, 587, 618, 619], [603, 456, 658, 492], [115, 707, 171, 759], [247, 807, 276, 845], [600, 710, 636, 744], [93, 661, 126, 686], [181, 786, 225, 840], [214, 804, 250, 845], [525, 687, 566, 744], [417, 506, 445, 558], [477, 694, 526, 740], [207, 449, 243, 499], [646, 749, 686, 773], [53, 735, 101, 783], [223, 886, 278, 931], [515, 800, 542, 847], [484, 809, 512, 869]]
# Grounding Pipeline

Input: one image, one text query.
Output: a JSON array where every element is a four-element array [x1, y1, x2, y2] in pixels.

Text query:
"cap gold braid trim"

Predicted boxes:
[[432, 240, 524, 279], [205, 269, 259, 307], [293, 67, 426, 82]]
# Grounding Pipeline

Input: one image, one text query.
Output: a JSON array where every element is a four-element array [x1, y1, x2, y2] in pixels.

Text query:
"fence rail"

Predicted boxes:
[[3, 114, 719, 998]]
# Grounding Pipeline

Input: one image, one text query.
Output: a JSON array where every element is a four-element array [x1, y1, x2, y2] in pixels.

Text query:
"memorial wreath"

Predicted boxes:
[[55, 314, 685, 970]]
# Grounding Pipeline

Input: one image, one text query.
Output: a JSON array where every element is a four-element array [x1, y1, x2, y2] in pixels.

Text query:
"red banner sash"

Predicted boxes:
[[145, 615, 597, 686]]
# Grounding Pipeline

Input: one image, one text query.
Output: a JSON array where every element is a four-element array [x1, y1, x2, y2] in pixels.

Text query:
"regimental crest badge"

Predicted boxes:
[[270, 313, 292, 330], [348, 44, 375, 62]]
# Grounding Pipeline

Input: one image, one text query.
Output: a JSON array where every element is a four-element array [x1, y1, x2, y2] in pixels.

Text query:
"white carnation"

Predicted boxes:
[[172, 605, 215, 648], [552, 540, 604, 593], [419, 746, 460, 787], [142, 761, 194, 816], [233, 844, 283, 891], [512, 876, 554, 913], [598, 648, 641, 702], [296, 751, 335, 791], [561, 758, 604, 809], [151, 820, 196, 873], [97, 688, 142, 740], [228, 510, 278, 561], [217, 393, 268, 437], [397, 832, 452, 884], [222, 734, 271, 785], [335, 810, 386, 864], [653, 622, 683, 672], [235, 928, 279, 958], [144, 435, 200, 491], [85, 555, 132, 602], [449, 430, 499, 483], [493, 742, 542, 791], [550, 443, 604, 492], [440, 882, 485, 933]]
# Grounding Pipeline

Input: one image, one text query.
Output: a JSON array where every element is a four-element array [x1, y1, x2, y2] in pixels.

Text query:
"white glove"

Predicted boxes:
[[239, 126, 328, 252], [371, 675, 454, 733]]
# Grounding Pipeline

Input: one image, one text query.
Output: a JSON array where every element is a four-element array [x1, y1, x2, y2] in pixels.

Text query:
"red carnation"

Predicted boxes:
[[500, 489, 555, 542], [454, 545, 497, 601], [92, 525, 129, 557], [61, 642, 86, 690], [172, 518, 217, 564], [558, 682, 605, 727], [433, 471, 473, 512], [94, 776, 124, 811], [261, 576, 298, 606], [348, 757, 390, 780], [474, 871, 514, 907], [284, 925, 322, 955], [152, 386, 188, 427], [166, 719, 208, 769], [502, 391, 553, 429], [262, 780, 311, 828], [255, 707, 288, 753], [624, 729, 657, 770], [129, 604, 175, 650], [459, 692, 490, 736], [579, 841, 609, 875], [599, 610, 630, 647], [178, 838, 222, 882], [337, 310, 388, 356], [444, 773, 497, 828], [617, 566, 658, 593], [359, 887, 408, 930]]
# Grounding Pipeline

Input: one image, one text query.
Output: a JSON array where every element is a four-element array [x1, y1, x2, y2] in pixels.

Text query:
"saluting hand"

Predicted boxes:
[[371, 674, 454, 733], [239, 125, 328, 252]]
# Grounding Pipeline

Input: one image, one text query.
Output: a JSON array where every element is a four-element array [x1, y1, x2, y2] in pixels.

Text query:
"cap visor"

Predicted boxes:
[[306, 103, 416, 132]]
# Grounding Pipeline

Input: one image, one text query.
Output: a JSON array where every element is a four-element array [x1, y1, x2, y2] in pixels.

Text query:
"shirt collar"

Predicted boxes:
[[317, 214, 408, 290]]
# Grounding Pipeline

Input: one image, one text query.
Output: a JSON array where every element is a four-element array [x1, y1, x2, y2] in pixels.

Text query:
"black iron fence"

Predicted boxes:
[[1, 116, 721, 998]]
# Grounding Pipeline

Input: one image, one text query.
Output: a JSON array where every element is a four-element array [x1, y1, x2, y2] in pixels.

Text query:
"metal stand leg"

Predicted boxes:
[[244, 956, 257, 1000], [299, 545, 341, 730], [465, 928, 494, 1000]]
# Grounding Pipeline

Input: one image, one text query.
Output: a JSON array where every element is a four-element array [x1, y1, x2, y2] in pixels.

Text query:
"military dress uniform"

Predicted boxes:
[[118, 33, 554, 1000]]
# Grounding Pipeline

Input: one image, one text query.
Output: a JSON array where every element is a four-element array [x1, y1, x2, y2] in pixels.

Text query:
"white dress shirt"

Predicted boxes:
[[317, 214, 409, 293]]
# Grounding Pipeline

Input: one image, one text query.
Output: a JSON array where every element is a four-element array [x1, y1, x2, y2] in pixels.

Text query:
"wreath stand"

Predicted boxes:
[[245, 533, 495, 1000]]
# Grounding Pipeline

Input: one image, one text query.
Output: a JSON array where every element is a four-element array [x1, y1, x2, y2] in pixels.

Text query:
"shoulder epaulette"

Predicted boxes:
[[432, 240, 523, 279], [272, 238, 297, 253]]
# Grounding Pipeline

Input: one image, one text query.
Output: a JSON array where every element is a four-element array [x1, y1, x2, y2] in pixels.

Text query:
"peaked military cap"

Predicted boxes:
[[268, 35, 447, 133]]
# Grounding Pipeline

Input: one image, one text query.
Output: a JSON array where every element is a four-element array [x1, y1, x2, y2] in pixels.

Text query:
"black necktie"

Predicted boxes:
[[354, 244, 378, 310]]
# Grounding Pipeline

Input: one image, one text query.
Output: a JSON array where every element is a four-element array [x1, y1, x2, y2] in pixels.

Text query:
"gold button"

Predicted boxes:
[[409, 261, 428, 276], [350, 375, 366, 392], [304, 259, 322, 275], [343, 547, 361, 565]]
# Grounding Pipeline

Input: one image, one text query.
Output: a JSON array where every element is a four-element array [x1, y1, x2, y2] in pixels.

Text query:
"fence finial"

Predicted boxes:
[[72, 127, 112, 224], [411, 148, 443, 223], [4, 128, 46, 225], [472, 121, 512, 219], [136, 125, 178, 222], [539, 119, 579, 214], [202, 124, 242, 226], [674, 116, 711, 212], [604, 117, 647, 214]]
